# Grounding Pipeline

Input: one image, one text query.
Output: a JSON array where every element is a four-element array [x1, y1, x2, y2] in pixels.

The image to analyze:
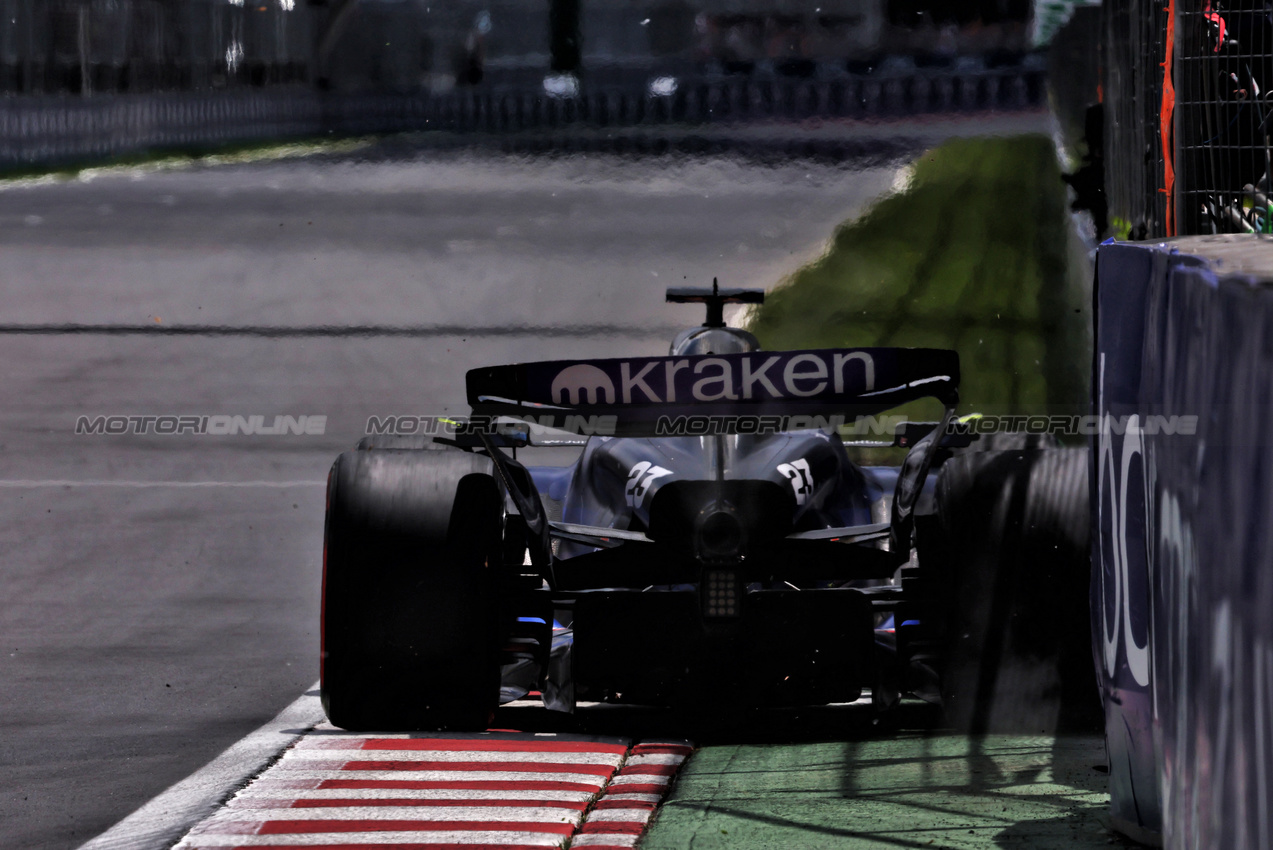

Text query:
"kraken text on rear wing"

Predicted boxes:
[[467, 347, 959, 437]]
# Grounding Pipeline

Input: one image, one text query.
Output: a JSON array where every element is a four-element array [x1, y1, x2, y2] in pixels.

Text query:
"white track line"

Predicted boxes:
[[585, 808, 656, 822], [572, 835, 641, 847], [196, 805, 585, 822], [177, 832, 568, 847], [0, 479, 326, 488], [175, 834, 567, 844], [301, 723, 616, 739], [261, 769, 610, 785], [236, 788, 596, 802], [77, 685, 325, 850], [280, 749, 624, 764], [228, 799, 588, 811], [607, 774, 671, 787]]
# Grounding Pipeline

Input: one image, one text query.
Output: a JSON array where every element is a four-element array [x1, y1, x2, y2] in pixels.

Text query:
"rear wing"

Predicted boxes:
[[467, 347, 959, 437], [467, 346, 959, 562]]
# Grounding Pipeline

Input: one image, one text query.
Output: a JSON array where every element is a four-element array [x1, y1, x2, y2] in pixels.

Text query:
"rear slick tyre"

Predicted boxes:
[[321, 449, 505, 731], [934, 446, 1100, 734]]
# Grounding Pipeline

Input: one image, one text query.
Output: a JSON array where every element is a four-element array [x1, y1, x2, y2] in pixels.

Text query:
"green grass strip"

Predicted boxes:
[[749, 135, 1089, 416]]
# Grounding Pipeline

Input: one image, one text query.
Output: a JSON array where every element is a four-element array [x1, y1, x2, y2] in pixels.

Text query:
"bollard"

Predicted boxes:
[[826, 79, 845, 117], [670, 87, 685, 123], [883, 78, 905, 115], [812, 81, 828, 117], [956, 75, 978, 111], [757, 80, 773, 118], [589, 91, 602, 128], [648, 94, 663, 124], [705, 83, 722, 123], [609, 90, 623, 127], [911, 76, 931, 114], [771, 80, 786, 118], [742, 81, 758, 118], [1009, 74, 1028, 109], [862, 79, 880, 116], [935, 76, 953, 111]]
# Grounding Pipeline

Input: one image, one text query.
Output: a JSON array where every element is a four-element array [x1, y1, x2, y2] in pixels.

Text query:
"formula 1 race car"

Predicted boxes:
[[320, 284, 1095, 732]]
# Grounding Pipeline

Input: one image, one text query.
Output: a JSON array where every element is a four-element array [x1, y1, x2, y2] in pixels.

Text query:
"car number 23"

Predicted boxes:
[[625, 461, 673, 508], [777, 458, 814, 505]]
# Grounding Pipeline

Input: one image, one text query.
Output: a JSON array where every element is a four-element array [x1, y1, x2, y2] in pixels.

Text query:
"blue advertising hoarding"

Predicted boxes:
[[1095, 237, 1273, 848]]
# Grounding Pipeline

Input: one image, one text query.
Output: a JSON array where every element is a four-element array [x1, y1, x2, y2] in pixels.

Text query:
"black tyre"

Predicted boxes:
[[931, 445, 1100, 733], [321, 449, 505, 731]]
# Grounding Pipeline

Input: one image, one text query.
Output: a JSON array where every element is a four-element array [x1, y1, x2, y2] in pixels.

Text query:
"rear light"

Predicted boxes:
[[702, 569, 741, 618]]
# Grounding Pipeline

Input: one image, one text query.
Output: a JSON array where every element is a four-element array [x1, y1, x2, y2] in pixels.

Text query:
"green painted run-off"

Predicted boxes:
[[642, 734, 1143, 849]]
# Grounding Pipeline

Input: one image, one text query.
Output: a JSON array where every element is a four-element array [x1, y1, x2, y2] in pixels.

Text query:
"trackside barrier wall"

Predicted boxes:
[[0, 67, 1044, 169], [1094, 235, 1273, 849]]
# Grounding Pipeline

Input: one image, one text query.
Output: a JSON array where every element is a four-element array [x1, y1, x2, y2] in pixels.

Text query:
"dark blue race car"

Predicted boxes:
[[320, 285, 1094, 731]]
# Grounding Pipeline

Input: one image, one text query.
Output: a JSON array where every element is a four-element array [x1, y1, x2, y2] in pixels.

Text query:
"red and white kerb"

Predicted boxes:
[[571, 742, 694, 850], [173, 726, 692, 849]]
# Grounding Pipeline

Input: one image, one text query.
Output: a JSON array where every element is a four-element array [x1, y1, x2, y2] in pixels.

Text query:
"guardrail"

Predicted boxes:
[[0, 67, 1044, 169], [1094, 234, 1273, 849]]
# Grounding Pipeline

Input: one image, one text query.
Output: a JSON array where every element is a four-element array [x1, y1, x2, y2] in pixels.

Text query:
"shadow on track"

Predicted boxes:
[[492, 697, 945, 746]]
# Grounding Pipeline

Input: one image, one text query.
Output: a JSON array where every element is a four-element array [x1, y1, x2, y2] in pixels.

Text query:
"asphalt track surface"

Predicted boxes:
[[0, 141, 918, 849]]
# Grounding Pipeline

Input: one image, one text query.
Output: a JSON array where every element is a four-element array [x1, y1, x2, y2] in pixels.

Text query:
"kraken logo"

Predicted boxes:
[[551, 364, 616, 405]]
